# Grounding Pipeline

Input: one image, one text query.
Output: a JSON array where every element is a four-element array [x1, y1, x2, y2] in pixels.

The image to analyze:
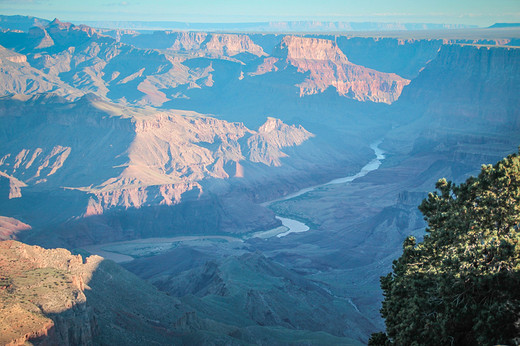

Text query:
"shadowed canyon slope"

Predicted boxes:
[[0, 240, 364, 345], [261, 42, 520, 330], [0, 93, 334, 246], [0, 15, 519, 345]]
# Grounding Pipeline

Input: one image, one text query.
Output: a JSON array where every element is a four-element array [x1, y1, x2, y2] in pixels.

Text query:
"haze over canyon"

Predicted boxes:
[[0, 14, 519, 345]]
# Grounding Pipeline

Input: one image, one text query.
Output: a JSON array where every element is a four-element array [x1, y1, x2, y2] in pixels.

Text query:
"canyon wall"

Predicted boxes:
[[0, 240, 364, 345]]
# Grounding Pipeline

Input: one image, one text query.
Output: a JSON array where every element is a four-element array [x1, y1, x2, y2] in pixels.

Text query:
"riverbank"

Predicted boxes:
[[81, 141, 385, 261], [260, 140, 385, 238]]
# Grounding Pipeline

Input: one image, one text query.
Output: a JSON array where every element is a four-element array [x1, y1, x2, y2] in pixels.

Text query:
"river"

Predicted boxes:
[[257, 140, 385, 238], [84, 141, 385, 261]]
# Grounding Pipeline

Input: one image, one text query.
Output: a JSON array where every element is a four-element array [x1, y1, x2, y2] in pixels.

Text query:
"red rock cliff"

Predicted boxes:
[[272, 36, 410, 103]]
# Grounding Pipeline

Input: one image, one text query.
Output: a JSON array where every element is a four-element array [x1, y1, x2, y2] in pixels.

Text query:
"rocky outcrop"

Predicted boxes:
[[0, 240, 100, 345], [0, 216, 31, 240], [167, 31, 208, 51], [122, 31, 266, 58], [272, 36, 410, 103], [87, 113, 313, 212], [204, 34, 266, 57], [0, 46, 27, 63], [0, 95, 314, 216], [0, 172, 26, 199], [248, 117, 314, 166], [0, 45, 80, 97]]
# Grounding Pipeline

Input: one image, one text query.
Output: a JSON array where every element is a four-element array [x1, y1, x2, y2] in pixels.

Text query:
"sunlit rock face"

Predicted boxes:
[[0, 95, 314, 215], [271, 36, 410, 103], [0, 216, 31, 240], [0, 240, 101, 346], [120, 31, 266, 57]]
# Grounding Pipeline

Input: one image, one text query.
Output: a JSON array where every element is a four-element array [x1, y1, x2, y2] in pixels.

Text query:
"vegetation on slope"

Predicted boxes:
[[370, 149, 520, 345]]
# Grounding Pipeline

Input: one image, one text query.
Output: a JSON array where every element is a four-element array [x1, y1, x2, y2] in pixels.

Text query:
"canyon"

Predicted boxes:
[[0, 15, 519, 345]]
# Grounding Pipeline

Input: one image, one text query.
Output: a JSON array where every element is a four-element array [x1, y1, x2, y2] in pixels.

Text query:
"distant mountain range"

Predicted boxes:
[[488, 22, 520, 28], [76, 20, 478, 32], [0, 15, 478, 33]]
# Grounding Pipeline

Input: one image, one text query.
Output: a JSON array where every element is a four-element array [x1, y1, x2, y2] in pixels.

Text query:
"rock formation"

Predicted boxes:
[[397, 44, 520, 127], [0, 216, 31, 240], [0, 240, 100, 345], [272, 36, 410, 103], [0, 94, 314, 217], [0, 20, 417, 106]]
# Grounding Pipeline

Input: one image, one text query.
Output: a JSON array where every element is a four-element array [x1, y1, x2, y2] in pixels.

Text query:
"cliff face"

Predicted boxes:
[[272, 36, 410, 103], [204, 34, 266, 57], [122, 31, 266, 58], [334, 35, 516, 80], [335, 37, 443, 79], [0, 240, 100, 345], [167, 31, 208, 51], [397, 44, 520, 128], [85, 110, 314, 214], [0, 95, 314, 220], [0, 216, 31, 240]]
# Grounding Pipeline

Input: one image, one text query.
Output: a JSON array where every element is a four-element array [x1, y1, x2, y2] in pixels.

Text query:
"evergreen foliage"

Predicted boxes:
[[370, 149, 520, 345]]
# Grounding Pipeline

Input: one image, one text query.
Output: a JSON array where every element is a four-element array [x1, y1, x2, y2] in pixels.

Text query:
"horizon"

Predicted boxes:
[[1, 0, 520, 27], [3, 14, 520, 32]]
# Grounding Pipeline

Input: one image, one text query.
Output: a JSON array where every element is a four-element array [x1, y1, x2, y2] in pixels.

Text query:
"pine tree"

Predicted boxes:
[[370, 149, 520, 346]]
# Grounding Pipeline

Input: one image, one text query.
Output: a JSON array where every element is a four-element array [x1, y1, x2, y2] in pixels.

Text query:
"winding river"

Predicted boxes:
[[84, 141, 385, 261], [257, 140, 386, 238]]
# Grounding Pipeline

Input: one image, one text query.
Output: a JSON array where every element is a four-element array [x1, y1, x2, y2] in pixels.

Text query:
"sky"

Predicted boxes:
[[1, 0, 520, 26]]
